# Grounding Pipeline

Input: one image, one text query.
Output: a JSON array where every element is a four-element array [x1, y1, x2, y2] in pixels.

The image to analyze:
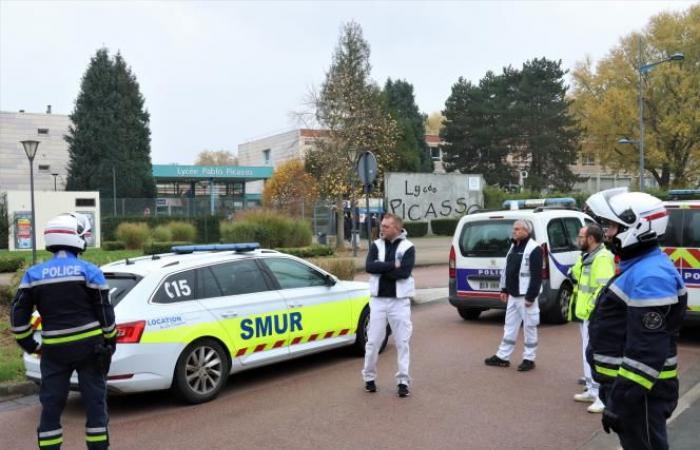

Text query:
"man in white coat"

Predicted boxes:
[[362, 213, 416, 397], [485, 219, 543, 371]]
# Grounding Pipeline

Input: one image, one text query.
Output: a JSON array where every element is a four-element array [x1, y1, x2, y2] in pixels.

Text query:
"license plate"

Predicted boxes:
[[478, 281, 500, 291]]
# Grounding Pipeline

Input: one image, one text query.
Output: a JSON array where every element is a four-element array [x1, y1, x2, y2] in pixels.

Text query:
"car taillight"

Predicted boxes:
[[116, 321, 145, 344], [449, 246, 456, 279], [541, 243, 550, 280]]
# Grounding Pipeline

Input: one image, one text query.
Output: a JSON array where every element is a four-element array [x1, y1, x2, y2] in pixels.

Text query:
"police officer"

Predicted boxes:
[[568, 224, 615, 413], [10, 213, 116, 450], [585, 188, 686, 449], [485, 219, 543, 371], [362, 213, 415, 398]]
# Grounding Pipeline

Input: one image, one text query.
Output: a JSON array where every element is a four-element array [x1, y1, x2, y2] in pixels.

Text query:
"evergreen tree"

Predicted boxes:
[[439, 74, 513, 185], [510, 58, 580, 191], [382, 78, 432, 172], [66, 48, 156, 198]]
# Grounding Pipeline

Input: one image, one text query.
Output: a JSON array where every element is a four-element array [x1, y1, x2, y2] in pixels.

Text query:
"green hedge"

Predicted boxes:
[[275, 245, 334, 258], [404, 221, 428, 237], [220, 211, 312, 248], [142, 241, 194, 255], [431, 219, 459, 236], [0, 255, 24, 273], [101, 216, 223, 243], [102, 241, 126, 251]]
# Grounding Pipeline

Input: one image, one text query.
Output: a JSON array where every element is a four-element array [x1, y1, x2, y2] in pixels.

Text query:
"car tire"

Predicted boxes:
[[458, 308, 482, 320], [544, 283, 572, 325], [351, 306, 390, 356], [173, 338, 230, 404]]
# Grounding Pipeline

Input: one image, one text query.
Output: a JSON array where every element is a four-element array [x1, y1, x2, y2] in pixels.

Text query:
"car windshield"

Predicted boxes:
[[459, 220, 515, 257], [105, 273, 142, 306]]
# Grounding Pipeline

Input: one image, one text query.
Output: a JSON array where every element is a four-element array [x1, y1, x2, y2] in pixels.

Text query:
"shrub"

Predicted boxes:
[[0, 255, 24, 273], [403, 221, 428, 237], [276, 245, 334, 258], [220, 222, 261, 244], [431, 219, 459, 236], [167, 222, 197, 242], [222, 210, 312, 248], [143, 241, 194, 255], [115, 222, 150, 250], [309, 257, 356, 280], [102, 241, 126, 251], [286, 220, 313, 247], [151, 225, 173, 242]]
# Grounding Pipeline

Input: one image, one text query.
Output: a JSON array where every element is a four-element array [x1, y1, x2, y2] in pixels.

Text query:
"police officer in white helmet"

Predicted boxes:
[[11, 213, 116, 449]]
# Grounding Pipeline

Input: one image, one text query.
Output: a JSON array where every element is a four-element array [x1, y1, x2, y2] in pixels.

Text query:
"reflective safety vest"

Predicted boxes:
[[568, 244, 615, 321]]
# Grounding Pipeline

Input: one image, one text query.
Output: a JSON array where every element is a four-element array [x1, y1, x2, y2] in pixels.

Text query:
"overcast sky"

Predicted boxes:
[[0, 0, 694, 164]]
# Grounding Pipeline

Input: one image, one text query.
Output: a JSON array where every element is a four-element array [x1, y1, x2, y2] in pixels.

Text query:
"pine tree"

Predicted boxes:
[[66, 48, 155, 198], [382, 78, 432, 172]]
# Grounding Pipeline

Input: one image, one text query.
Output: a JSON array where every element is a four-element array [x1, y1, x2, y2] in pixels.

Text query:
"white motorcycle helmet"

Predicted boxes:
[[44, 212, 92, 253], [585, 187, 667, 257]]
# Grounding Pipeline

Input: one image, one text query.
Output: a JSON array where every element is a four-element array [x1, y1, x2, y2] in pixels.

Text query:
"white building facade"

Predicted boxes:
[[0, 109, 72, 192]]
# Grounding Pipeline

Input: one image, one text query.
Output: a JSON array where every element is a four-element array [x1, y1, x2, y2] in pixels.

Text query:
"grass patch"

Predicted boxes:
[[0, 312, 26, 383]]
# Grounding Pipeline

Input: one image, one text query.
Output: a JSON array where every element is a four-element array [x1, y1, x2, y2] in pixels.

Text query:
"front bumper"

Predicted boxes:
[[24, 341, 184, 394]]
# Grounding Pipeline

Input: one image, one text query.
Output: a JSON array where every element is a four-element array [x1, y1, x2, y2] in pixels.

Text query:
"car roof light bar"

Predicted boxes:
[[171, 243, 261, 254]]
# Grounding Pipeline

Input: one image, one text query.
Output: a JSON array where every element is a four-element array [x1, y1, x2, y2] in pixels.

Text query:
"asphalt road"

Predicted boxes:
[[3, 298, 700, 450]]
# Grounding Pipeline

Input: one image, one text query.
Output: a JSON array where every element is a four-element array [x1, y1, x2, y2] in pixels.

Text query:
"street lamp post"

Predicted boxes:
[[21, 140, 40, 265], [632, 41, 684, 191]]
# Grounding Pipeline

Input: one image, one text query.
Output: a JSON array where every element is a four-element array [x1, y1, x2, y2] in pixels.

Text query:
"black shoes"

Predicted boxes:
[[517, 360, 536, 372], [484, 355, 510, 367], [398, 384, 410, 398], [365, 380, 377, 393]]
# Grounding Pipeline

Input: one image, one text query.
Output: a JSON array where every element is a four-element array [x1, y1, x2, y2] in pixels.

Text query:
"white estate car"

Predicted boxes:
[[448, 205, 595, 323], [24, 244, 385, 404]]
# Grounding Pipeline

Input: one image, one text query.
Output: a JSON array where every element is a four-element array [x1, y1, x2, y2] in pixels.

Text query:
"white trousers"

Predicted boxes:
[[496, 295, 539, 362], [580, 320, 600, 396], [362, 296, 412, 386]]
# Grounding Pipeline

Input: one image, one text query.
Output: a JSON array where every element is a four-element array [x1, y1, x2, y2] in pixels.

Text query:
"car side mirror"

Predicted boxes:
[[325, 274, 337, 287]]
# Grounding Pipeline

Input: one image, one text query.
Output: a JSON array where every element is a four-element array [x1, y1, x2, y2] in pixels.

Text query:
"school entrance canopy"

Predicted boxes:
[[152, 164, 273, 216]]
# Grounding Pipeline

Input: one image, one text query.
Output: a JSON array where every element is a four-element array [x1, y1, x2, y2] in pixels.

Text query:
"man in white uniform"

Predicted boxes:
[[362, 213, 416, 397], [485, 220, 543, 371]]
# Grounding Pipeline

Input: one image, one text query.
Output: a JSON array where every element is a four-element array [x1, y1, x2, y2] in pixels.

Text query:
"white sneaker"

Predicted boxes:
[[573, 391, 596, 403], [587, 397, 605, 413]]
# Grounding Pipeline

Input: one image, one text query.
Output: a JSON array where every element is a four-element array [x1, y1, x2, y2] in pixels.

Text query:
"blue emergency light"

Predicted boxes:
[[171, 243, 261, 254], [502, 197, 576, 210]]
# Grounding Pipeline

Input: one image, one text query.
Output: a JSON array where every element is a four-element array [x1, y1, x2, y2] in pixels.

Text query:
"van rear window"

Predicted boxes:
[[459, 220, 515, 257], [105, 273, 142, 306], [660, 208, 700, 248]]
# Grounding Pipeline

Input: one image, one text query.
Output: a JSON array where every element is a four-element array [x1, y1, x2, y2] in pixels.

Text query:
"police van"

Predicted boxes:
[[448, 199, 594, 323], [660, 201, 700, 320], [24, 243, 387, 404]]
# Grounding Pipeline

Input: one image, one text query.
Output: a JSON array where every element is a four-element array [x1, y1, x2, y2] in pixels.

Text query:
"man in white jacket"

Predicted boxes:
[[362, 213, 416, 397]]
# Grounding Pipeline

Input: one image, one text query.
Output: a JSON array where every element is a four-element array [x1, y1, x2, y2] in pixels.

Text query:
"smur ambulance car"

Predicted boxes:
[[448, 200, 594, 324], [660, 201, 700, 320], [24, 243, 386, 404]]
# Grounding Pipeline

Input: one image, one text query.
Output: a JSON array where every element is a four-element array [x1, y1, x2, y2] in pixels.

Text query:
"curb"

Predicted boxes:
[[0, 380, 39, 400]]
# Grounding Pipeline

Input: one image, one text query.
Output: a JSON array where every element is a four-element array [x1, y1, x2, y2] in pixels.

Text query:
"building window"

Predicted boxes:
[[582, 153, 596, 166], [75, 198, 96, 207], [38, 164, 50, 172], [37, 128, 49, 135], [431, 147, 441, 161], [262, 149, 271, 165]]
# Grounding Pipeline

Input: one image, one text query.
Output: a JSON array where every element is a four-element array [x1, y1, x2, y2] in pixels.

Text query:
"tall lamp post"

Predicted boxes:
[[21, 140, 40, 264], [622, 45, 684, 191]]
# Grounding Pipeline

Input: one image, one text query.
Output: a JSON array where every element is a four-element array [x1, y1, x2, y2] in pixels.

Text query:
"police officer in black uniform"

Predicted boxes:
[[11, 212, 116, 450], [585, 189, 686, 450]]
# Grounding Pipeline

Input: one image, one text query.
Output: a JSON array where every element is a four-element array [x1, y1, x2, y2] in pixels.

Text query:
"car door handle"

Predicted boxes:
[[221, 311, 238, 318]]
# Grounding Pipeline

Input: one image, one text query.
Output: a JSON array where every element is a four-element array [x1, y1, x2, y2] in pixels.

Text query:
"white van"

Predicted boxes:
[[660, 201, 700, 321], [448, 206, 594, 323]]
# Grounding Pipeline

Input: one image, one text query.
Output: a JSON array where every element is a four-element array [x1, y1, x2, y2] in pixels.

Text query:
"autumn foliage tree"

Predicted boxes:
[[571, 5, 699, 188], [262, 160, 319, 217], [306, 21, 398, 248], [195, 150, 237, 166]]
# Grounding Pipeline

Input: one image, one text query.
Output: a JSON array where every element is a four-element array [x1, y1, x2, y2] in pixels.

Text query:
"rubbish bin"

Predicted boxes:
[[317, 232, 327, 245]]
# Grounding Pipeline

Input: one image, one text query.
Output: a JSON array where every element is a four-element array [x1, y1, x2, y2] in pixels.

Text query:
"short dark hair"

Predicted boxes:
[[382, 213, 403, 227], [586, 223, 604, 243]]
